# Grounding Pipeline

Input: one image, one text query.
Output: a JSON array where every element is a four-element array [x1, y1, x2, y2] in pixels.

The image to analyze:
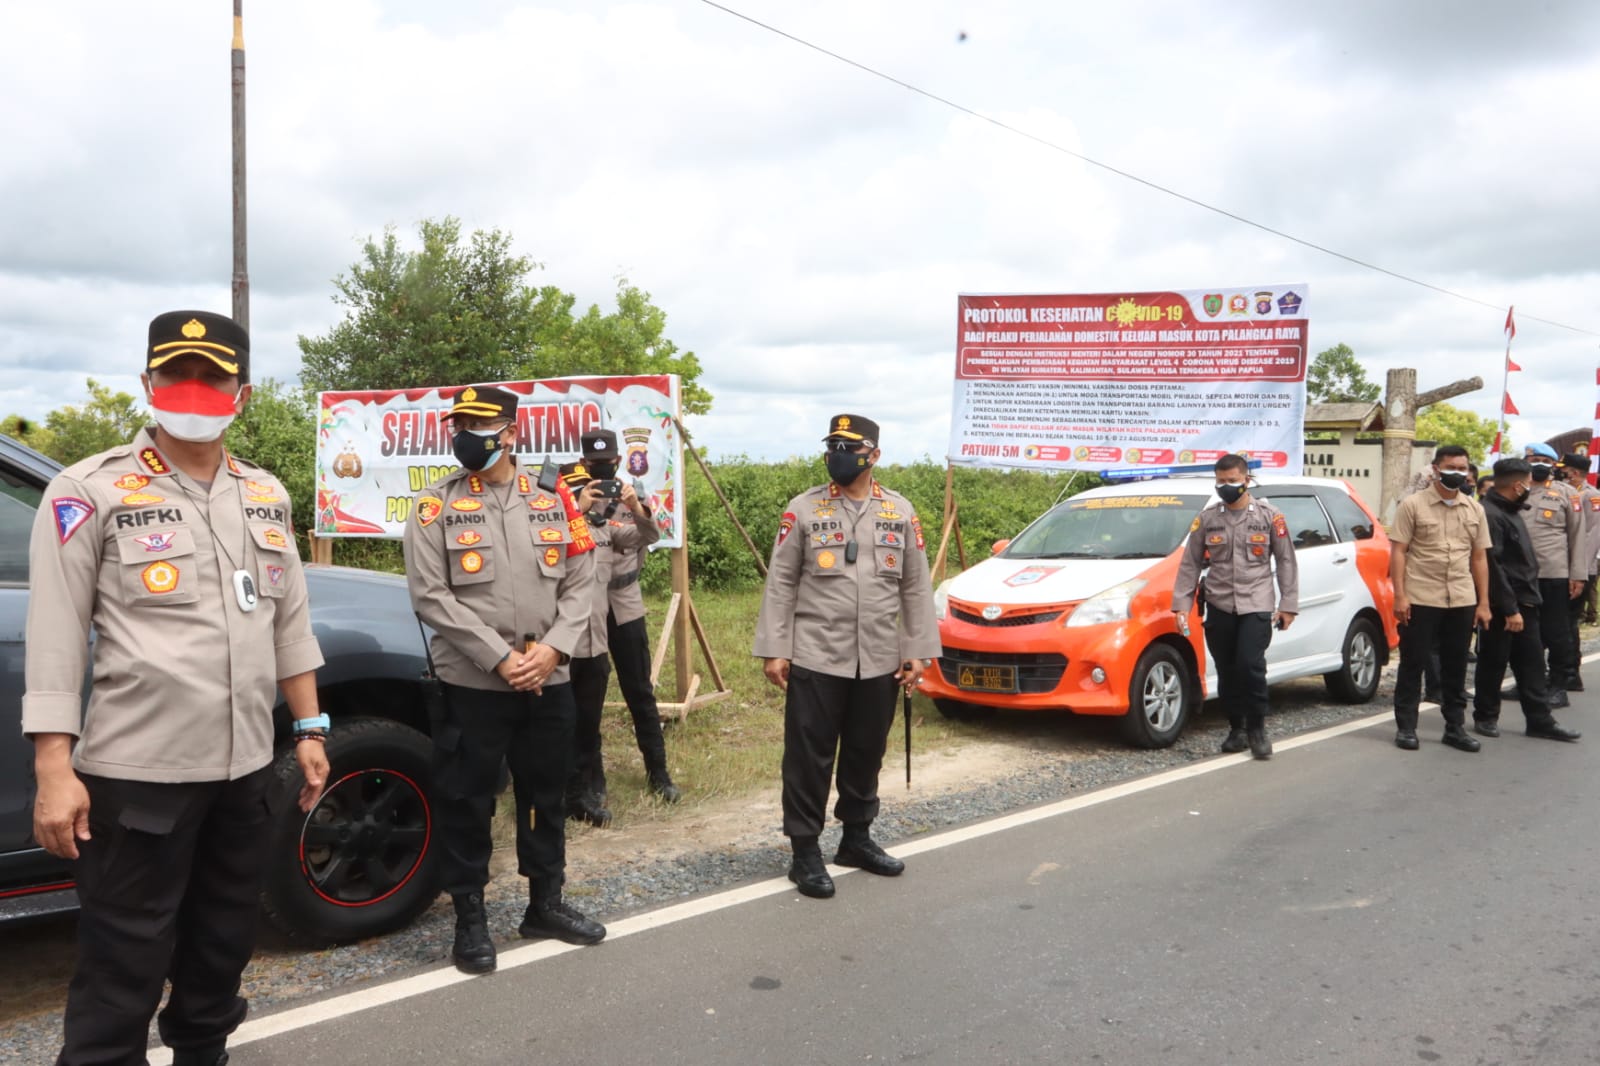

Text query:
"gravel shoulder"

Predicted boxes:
[[4, 645, 1590, 1062]]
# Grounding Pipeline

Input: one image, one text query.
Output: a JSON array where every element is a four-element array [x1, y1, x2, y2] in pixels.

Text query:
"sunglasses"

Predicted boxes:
[[826, 440, 873, 454]]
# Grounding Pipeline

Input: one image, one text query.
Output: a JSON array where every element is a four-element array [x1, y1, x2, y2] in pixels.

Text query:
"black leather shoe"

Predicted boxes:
[[172, 1044, 229, 1066], [646, 765, 682, 803], [1395, 730, 1419, 750], [566, 790, 612, 828], [1548, 689, 1570, 710], [1441, 726, 1481, 752], [1526, 718, 1582, 742], [1247, 728, 1272, 760], [835, 837, 905, 877], [787, 851, 836, 898], [1473, 718, 1500, 738], [1565, 676, 1584, 692], [1219, 728, 1248, 754], [520, 898, 607, 944], [450, 892, 497, 974]]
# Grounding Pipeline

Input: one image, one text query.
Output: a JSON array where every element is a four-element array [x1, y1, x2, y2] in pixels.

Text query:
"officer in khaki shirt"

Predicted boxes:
[[754, 414, 940, 900], [24, 311, 326, 1066], [1389, 444, 1493, 751], [1558, 453, 1599, 689], [403, 384, 602, 974], [1523, 443, 1585, 704], [1171, 455, 1298, 760]]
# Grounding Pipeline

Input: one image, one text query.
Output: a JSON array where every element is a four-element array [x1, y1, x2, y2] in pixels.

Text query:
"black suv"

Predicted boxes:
[[0, 434, 442, 943]]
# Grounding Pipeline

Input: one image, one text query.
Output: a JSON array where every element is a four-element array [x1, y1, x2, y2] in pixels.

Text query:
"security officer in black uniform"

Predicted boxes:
[[1171, 454, 1299, 759], [1473, 457, 1581, 741], [404, 385, 605, 974]]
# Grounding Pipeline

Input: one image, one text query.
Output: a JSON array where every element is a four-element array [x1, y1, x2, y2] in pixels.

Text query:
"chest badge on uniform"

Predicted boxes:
[[884, 553, 897, 569], [113, 473, 150, 492], [135, 532, 177, 552], [267, 565, 285, 586], [881, 531, 901, 546], [417, 497, 444, 526], [245, 480, 277, 496], [539, 526, 563, 543], [813, 531, 845, 545], [1251, 545, 1266, 557], [1207, 534, 1226, 545], [456, 530, 483, 546], [528, 494, 558, 511], [460, 550, 484, 574], [452, 498, 483, 512], [53, 497, 95, 544], [878, 507, 901, 520], [1249, 533, 1268, 544], [817, 550, 837, 569], [245, 493, 282, 504], [141, 561, 180, 594], [262, 527, 289, 548], [122, 491, 165, 506], [812, 501, 836, 518], [1543, 509, 1555, 519], [543, 546, 561, 567]]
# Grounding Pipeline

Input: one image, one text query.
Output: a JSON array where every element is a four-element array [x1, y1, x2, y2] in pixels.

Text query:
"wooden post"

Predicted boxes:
[[230, 1, 249, 331], [932, 461, 959, 583], [671, 547, 692, 701], [1379, 368, 1416, 527]]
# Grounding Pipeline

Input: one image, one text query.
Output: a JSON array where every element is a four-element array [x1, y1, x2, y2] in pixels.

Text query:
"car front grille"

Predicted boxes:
[[950, 606, 1065, 627], [936, 647, 1069, 694]]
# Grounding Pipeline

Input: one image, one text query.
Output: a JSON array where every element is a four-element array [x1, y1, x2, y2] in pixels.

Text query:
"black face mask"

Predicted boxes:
[[1514, 486, 1532, 504], [1215, 482, 1247, 505], [1437, 470, 1469, 492], [826, 449, 871, 486], [1531, 463, 1553, 482], [452, 429, 504, 471], [586, 460, 618, 480]]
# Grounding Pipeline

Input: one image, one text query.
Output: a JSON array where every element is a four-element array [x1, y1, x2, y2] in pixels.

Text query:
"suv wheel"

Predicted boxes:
[[1324, 617, 1383, 703], [1121, 644, 1191, 748], [262, 717, 439, 944]]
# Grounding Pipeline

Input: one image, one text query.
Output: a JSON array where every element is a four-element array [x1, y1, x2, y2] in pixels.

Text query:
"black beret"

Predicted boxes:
[[448, 384, 518, 421], [147, 311, 249, 378], [581, 429, 619, 460]]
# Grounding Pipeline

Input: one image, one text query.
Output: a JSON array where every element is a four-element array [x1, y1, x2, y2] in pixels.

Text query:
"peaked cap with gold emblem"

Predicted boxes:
[[147, 310, 250, 378], [822, 413, 880, 446], [448, 384, 519, 421]]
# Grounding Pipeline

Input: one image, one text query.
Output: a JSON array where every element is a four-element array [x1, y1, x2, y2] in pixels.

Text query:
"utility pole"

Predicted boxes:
[[1379, 369, 1482, 524], [231, 0, 249, 331]]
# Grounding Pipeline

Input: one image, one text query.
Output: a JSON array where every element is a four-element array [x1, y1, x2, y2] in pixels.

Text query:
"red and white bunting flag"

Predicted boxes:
[[1503, 393, 1520, 417], [1507, 354, 1522, 373], [1504, 306, 1516, 342]]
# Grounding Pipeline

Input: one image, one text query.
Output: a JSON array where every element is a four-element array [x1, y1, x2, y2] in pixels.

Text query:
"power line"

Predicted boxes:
[[698, 0, 1600, 339]]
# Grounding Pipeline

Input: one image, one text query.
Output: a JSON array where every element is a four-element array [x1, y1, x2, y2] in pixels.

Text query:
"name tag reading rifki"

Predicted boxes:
[[115, 507, 185, 529]]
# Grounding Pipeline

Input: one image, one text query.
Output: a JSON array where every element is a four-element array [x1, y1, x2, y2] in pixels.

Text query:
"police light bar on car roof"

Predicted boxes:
[[1098, 460, 1263, 482]]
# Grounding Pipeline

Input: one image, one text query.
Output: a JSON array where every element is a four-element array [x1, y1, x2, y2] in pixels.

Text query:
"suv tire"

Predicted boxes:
[[1121, 643, 1191, 748], [1324, 616, 1383, 703]]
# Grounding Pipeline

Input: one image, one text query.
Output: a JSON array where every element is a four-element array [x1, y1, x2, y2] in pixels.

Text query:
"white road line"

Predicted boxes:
[[148, 653, 1600, 1062]]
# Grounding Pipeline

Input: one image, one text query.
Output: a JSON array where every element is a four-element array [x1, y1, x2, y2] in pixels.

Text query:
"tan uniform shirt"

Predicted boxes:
[[1390, 489, 1491, 608], [752, 480, 941, 678], [1578, 483, 1600, 577], [403, 464, 596, 690], [1171, 498, 1299, 615], [575, 503, 660, 657], [604, 505, 661, 628], [1525, 481, 1585, 581], [22, 428, 323, 783]]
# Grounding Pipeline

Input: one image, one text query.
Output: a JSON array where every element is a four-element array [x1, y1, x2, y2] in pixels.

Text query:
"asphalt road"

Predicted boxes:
[[207, 699, 1600, 1066]]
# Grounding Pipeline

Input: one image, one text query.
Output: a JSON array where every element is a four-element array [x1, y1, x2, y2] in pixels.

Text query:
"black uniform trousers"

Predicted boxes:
[[606, 611, 670, 772], [60, 767, 272, 1066], [1202, 608, 1273, 730], [434, 682, 575, 898], [567, 653, 611, 800], [1536, 578, 1577, 687], [781, 665, 898, 838], [1473, 610, 1555, 724], [1395, 605, 1474, 730], [1566, 578, 1588, 686]]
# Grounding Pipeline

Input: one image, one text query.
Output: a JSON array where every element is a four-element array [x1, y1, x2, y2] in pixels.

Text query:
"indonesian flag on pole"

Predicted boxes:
[[1591, 367, 1600, 486], [1503, 393, 1520, 417]]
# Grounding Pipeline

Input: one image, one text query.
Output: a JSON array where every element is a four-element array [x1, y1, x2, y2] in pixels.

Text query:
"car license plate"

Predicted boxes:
[[956, 664, 1017, 693]]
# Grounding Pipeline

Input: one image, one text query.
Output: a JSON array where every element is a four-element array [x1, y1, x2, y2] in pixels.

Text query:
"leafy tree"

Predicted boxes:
[[32, 379, 146, 466], [298, 217, 709, 413], [1416, 401, 1506, 465], [1306, 343, 1380, 405], [0, 414, 56, 457], [226, 379, 318, 541]]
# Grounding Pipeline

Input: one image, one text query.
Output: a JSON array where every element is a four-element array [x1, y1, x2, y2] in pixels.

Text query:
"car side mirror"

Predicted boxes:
[[991, 538, 1011, 555]]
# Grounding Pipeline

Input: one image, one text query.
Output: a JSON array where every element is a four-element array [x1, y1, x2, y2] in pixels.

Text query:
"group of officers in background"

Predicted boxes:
[[1390, 440, 1597, 751]]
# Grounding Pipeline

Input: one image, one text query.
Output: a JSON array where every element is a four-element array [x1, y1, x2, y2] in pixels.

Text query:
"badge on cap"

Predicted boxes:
[[53, 497, 95, 544]]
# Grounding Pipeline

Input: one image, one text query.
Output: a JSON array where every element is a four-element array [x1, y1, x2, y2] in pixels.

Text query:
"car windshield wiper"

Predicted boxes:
[[1108, 551, 1166, 559], [1031, 551, 1101, 559]]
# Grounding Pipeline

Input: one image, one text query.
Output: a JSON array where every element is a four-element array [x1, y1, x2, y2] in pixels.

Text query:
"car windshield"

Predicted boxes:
[[1004, 493, 1211, 560]]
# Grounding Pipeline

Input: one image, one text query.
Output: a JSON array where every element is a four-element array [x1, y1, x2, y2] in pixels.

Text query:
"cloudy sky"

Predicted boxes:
[[2, 1, 1598, 463]]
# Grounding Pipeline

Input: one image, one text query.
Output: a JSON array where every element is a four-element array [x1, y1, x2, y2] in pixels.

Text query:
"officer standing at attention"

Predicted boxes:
[[24, 311, 327, 1066], [754, 414, 940, 899], [404, 385, 605, 975], [1171, 454, 1298, 760], [1557, 453, 1600, 690], [1523, 442, 1585, 706], [1472, 458, 1581, 741], [1388, 444, 1493, 751]]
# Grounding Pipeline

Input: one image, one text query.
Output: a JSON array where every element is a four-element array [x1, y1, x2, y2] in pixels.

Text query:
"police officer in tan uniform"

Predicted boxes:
[[1558, 453, 1600, 688], [403, 385, 604, 974], [1523, 442, 1585, 706], [754, 414, 941, 899], [1389, 444, 1494, 751], [558, 434, 670, 829], [1171, 454, 1298, 760], [24, 311, 327, 1066]]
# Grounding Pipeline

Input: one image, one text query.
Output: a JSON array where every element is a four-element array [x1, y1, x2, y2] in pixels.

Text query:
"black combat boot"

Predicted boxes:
[[565, 788, 612, 828], [171, 1043, 228, 1066], [835, 823, 905, 877], [1246, 727, 1272, 760], [787, 836, 836, 898], [645, 761, 682, 803], [1441, 724, 1481, 752], [520, 884, 606, 945], [450, 892, 497, 974], [1526, 717, 1582, 742], [1219, 727, 1248, 754]]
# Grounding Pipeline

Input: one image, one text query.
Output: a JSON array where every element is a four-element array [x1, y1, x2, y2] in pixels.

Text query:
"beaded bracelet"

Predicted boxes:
[[295, 732, 327, 743]]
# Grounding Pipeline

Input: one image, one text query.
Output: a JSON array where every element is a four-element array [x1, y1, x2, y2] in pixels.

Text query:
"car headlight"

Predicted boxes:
[[933, 580, 951, 620], [1065, 578, 1148, 627]]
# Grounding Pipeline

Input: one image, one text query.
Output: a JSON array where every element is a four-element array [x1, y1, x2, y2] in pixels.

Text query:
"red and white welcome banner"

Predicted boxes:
[[948, 286, 1310, 473], [315, 375, 684, 545]]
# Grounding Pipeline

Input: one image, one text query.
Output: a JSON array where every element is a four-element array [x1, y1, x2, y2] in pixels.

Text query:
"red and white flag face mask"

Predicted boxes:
[[148, 379, 241, 442]]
